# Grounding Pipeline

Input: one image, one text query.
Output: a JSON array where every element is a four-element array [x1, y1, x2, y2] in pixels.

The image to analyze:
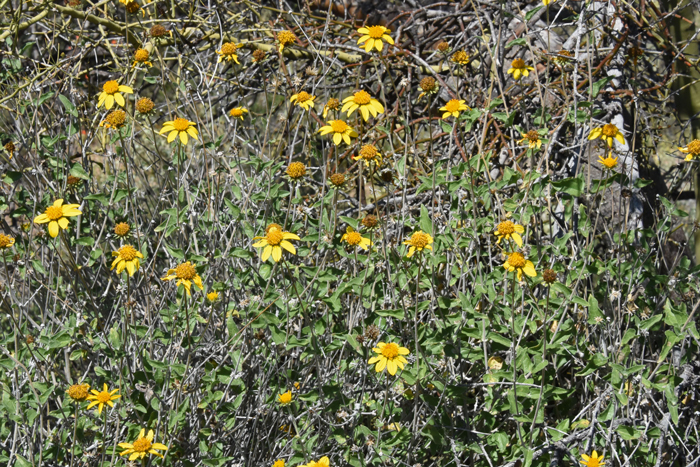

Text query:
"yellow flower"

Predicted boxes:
[[323, 98, 340, 118], [439, 99, 469, 119], [216, 42, 240, 64], [86, 383, 121, 414], [302, 457, 330, 467], [0, 233, 15, 249], [114, 222, 131, 238], [67, 383, 90, 402], [588, 123, 625, 148], [451, 50, 470, 65], [318, 120, 358, 146], [543, 0, 555, 5], [341, 227, 372, 250], [162, 261, 204, 295], [403, 231, 433, 257], [277, 31, 297, 52], [679, 139, 700, 162], [353, 144, 382, 165], [357, 25, 394, 52], [507, 58, 535, 80], [135, 97, 155, 115], [229, 107, 248, 120], [111, 244, 144, 276], [290, 91, 316, 111], [97, 80, 133, 109], [503, 252, 536, 281], [132, 48, 152, 67], [99, 109, 127, 130], [598, 154, 618, 169], [494, 220, 525, 247], [580, 451, 605, 467], [33, 198, 82, 238], [159, 117, 198, 145], [273, 460, 285, 467], [487, 356, 503, 370], [252, 226, 301, 262], [278, 390, 293, 405], [368, 342, 410, 375], [341, 90, 384, 121], [118, 428, 168, 461], [518, 130, 542, 150], [286, 161, 306, 179], [206, 291, 219, 302], [119, 0, 136, 4]]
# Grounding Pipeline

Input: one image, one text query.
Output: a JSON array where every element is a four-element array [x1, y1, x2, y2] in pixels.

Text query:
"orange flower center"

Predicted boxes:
[[134, 49, 149, 62], [325, 98, 339, 110], [175, 262, 196, 280], [295, 91, 312, 103], [119, 245, 138, 261], [330, 120, 349, 133], [602, 124, 619, 137], [95, 390, 112, 403], [330, 173, 345, 186], [497, 221, 515, 235], [230, 108, 244, 117], [381, 343, 400, 359], [266, 229, 284, 246], [359, 144, 378, 160], [345, 231, 362, 245], [452, 50, 469, 64], [103, 80, 120, 94], [409, 232, 430, 249], [136, 98, 154, 114], [420, 77, 437, 92], [353, 90, 371, 105], [45, 206, 64, 221], [221, 42, 237, 55], [114, 222, 130, 236], [105, 110, 126, 127], [266, 223, 283, 234], [526, 130, 539, 141], [508, 252, 526, 268], [132, 437, 152, 453], [512, 58, 526, 69], [444, 99, 462, 112], [172, 118, 190, 131], [367, 26, 386, 39], [687, 140, 700, 155]]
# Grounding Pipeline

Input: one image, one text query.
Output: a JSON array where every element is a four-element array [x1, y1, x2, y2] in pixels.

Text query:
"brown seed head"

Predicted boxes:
[[420, 77, 437, 93], [329, 173, 345, 187], [252, 49, 266, 62], [125, 1, 140, 13], [542, 269, 557, 284], [437, 41, 450, 53], [150, 24, 168, 38], [362, 215, 378, 229]]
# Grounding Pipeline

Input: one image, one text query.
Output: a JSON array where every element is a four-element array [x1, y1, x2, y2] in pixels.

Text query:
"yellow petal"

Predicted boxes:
[[48, 221, 59, 238]]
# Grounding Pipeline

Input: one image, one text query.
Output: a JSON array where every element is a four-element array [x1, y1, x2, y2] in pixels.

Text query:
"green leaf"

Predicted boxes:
[[551, 177, 584, 196], [525, 5, 544, 20], [506, 38, 527, 49], [576, 353, 608, 377], [591, 78, 610, 98], [420, 205, 433, 235], [376, 309, 405, 319], [59, 94, 78, 117], [616, 425, 640, 440], [70, 163, 90, 180]]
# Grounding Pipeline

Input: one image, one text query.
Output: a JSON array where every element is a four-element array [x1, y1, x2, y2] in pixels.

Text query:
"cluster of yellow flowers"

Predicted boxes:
[[494, 220, 536, 282]]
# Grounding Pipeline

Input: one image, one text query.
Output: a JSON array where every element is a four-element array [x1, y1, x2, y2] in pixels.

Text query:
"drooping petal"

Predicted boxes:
[[34, 214, 49, 224], [261, 245, 272, 261], [387, 359, 398, 375], [375, 357, 387, 372], [272, 245, 282, 262], [512, 232, 523, 247], [167, 130, 178, 143], [280, 240, 296, 255], [114, 93, 125, 107], [57, 217, 69, 230], [105, 95, 114, 109], [333, 133, 342, 145], [179, 131, 189, 145], [48, 221, 59, 238]]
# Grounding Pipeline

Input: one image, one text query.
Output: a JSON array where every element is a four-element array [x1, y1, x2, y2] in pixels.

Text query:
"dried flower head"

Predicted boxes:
[[135, 97, 155, 114], [437, 41, 450, 53], [125, 1, 141, 14], [114, 222, 130, 237], [67, 383, 90, 401], [133, 48, 152, 67], [252, 49, 266, 62], [329, 173, 345, 187], [323, 98, 340, 119], [100, 109, 127, 130], [542, 269, 557, 285], [3, 141, 15, 158], [451, 50, 470, 65], [149, 24, 168, 38], [362, 215, 378, 229]]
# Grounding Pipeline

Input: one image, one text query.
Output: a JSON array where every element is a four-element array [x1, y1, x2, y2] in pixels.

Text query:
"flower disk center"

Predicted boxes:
[[119, 245, 138, 261], [410, 232, 429, 249], [359, 144, 378, 160], [134, 49, 149, 62], [45, 206, 64, 221], [526, 130, 539, 141], [353, 90, 371, 105], [175, 262, 196, 280], [95, 391, 112, 403], [221, 42, 237, 55], [106, 110, 126, 127], [0, 234, 13, 248], [345, 232, 362, 245], [602, 124, 619, 137], [367, 26, 386, 39], [331, 120, 349, 133], [508, 252, 526, 268], [381, 343, 400, 359], [266, 229, 284, 246], [497, 221, 515, 235], [114, 222, 130, 237], [688, 140, 700, 155], [444, 100, 461, 112], [230, 108, 244, 117], [512, 58, 525, 69], [103, 81, 120, 94], [132, 438, 152, 453], [295, 91, 312, 103], [172, 118, 190, 131]]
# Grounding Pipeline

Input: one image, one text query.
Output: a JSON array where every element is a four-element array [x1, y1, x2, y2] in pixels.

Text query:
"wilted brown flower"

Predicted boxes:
[[362, 215, 378, 229], [329, 173, 345, 187], [252, 49, 266, 62]]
